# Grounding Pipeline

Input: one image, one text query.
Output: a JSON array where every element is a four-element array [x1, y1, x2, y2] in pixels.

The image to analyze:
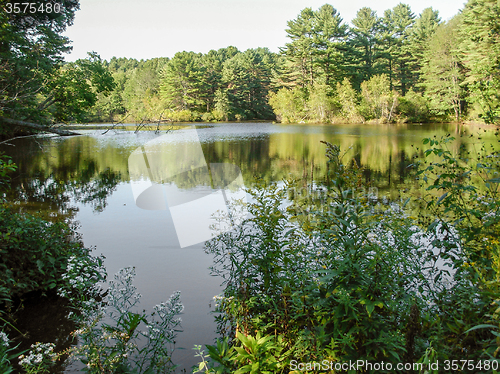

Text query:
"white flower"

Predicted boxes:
[[0, 331, 9, 347]]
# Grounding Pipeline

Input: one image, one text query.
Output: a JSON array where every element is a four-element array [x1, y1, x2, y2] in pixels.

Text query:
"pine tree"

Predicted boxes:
[[282, 7, 316, 88], [420, 16, 464, 121], [282, 4, 347, 89], [405, 8, 441, 92], [379, 4, 415, 95], [348, 7, 382, 89], [312, 4, 348, 87], [459, 0, 500, 123], [160, 52, 206, 111]]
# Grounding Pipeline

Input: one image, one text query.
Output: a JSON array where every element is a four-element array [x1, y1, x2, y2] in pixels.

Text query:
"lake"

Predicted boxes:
[[1, 121, 495, 372]]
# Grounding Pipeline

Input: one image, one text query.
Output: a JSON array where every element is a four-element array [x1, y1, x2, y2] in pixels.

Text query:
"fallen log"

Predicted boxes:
[[0, 116, 81, 136]]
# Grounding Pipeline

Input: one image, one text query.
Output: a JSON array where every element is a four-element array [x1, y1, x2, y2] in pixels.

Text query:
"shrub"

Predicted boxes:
[[397, 89, 430, 123], [0, 206, 105, 305], [0, 154, 16, 197], [360, 74, 398, 122], [269, 87, 307, 123], [335, 78, 364, 123], [199, 135, 500, 372], [306, 83, 338, 123], [201, 112, 215, 122]]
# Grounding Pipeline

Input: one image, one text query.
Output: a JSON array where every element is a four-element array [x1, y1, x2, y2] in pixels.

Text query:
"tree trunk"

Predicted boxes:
[[0, 117, 80, 136]]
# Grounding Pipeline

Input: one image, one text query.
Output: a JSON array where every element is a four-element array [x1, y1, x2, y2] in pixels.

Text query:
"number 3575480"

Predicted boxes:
[[5, 3, 61, 14]]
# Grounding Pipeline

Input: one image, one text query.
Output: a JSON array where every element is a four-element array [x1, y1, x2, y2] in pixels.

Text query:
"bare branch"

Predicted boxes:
[[0, 116, 80, 136]]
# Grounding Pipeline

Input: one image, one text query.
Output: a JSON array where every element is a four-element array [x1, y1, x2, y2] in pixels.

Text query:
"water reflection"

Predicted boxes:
[[0, 122, 497, 371]]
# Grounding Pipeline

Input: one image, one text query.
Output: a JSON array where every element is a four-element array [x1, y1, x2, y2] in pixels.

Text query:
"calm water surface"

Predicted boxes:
[[1, 122, 495, 372]]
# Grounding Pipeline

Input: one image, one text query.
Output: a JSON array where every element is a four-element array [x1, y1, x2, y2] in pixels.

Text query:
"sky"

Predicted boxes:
[[62, 0, 467, 62]]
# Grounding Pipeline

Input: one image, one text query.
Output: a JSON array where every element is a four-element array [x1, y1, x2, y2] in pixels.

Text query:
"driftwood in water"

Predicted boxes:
[[0, 116, 80, 136]]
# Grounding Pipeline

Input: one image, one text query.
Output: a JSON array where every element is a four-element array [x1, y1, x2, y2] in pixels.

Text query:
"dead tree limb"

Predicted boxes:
[[102, 113, 130, 135], [0, 116, 80, 136]]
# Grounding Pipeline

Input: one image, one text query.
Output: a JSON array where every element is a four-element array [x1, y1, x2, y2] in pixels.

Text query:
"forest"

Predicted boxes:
[[1, 0, 500, 136], [87, 1, 500, 126]]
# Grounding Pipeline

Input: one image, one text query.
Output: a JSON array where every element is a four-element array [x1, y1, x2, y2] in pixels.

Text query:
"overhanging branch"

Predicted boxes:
[[0, 116, 80, 136]]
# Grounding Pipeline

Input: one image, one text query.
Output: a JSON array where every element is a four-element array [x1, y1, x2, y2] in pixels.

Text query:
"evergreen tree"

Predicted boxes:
[[312, 4, 348, 86], [405, 8, 441, 92], [199, 47, 238, 112], [379, 3, 415, 95], [222, 49, 275, 119], [282, 4, 347, 89], [420, 16, 464, 121], [282, 7, 316, 88], [160, 51, 206, 111], [459, 0, 500, 123], [348, 7, 381, 88]]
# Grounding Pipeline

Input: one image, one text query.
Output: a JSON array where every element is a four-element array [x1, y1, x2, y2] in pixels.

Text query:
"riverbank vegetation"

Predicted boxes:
[[195, 134, 500, 372]]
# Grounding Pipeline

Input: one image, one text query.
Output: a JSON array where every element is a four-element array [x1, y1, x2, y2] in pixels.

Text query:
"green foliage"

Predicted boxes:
[[282, 4, 347, 88], [0, 206, 104, 304], [195, 332, 290, 374], [404, 7, 441, 92], [397, 89, 430, 123], [305, 83, 338, 123], [0, 154, 16, 194], [204, 152, 419, 368], [85, 2, 500, 126], [360, 74, 398, 122], [335, 78, 363, 123], [222, 49, 276, 120], [200, 132, 500, 372], [41, 52, 115, 123], [0, 0, 79, 125], [160, 51, 206, 112], [379, 3, 415, 95], [348, 7, 382, 88], [268, 87, 306, 123], [0, 331, 16, 374], [70, 267, 183, 374], [213, 89, 231, 121], [420, 16, 464, 121], [413, 134, 500, 360], [459, 0, 500, 124]]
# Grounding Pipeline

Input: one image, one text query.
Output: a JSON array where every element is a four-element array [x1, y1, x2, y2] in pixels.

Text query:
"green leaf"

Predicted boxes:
[[464, 324, 498, 334], [437, 192, 448, 204], [36, 259, 45, 275]]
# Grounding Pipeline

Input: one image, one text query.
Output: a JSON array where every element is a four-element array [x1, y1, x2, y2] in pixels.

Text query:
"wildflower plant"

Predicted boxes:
[[0, 331, 17, 374], [70, 266, 183, 374], [58, 254, 106, 302], [18, 342, 57, 374]]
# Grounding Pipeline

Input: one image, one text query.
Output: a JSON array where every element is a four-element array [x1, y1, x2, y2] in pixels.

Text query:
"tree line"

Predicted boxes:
[[91, 1, 499, 125], [1, 0, 499, 134]]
